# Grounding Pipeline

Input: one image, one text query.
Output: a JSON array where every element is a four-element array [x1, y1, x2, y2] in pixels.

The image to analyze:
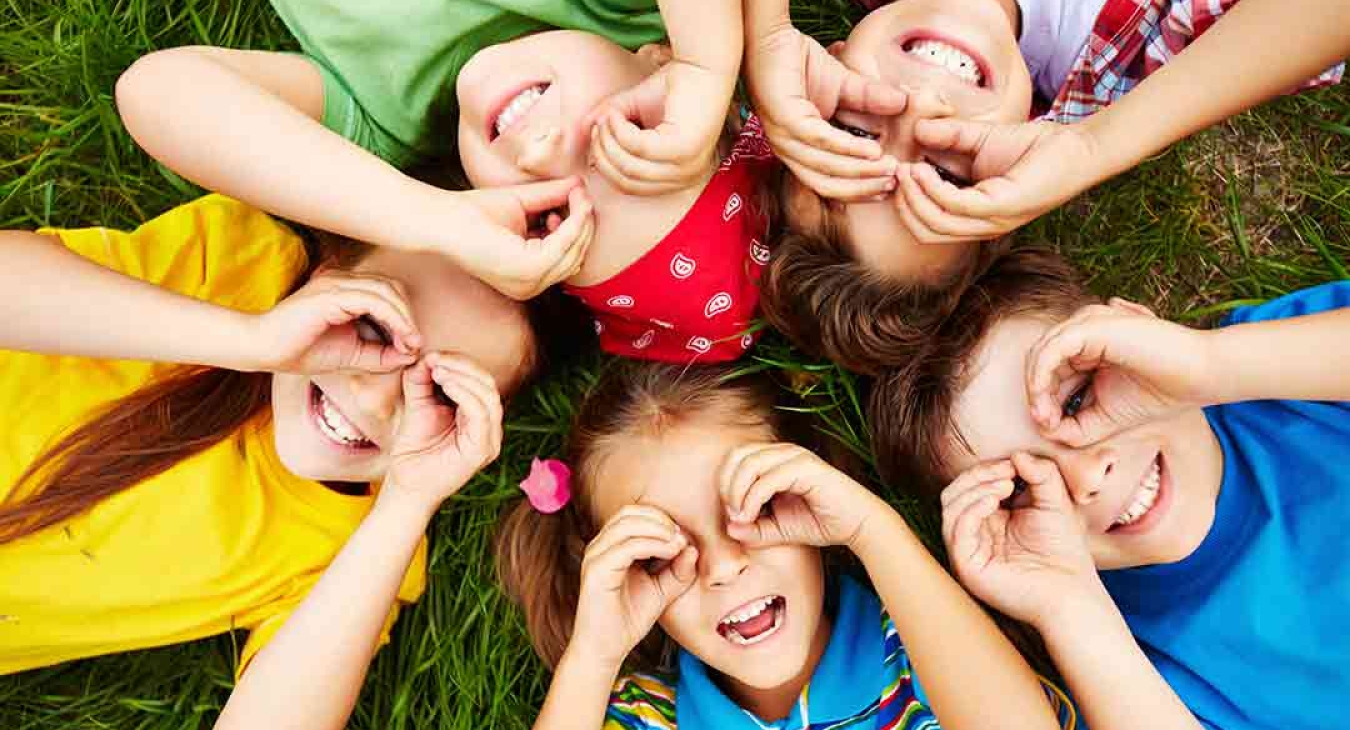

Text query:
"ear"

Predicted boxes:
[[635, 42, 674, 69]]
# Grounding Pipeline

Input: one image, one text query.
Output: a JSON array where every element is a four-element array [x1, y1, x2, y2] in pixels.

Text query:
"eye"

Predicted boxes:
[[758, 500, 774, 519], [354, 316, 391, 346], [830, 119, 879, 141], [1062, 376, 1094, 418], [1000, 476, 1030, 510], [929, 162, 972, 188], [641, 557, 671, 575]]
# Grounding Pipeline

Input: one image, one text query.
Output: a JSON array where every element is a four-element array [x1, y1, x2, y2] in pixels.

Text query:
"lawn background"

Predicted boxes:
[[1, 1, 1347, 728]]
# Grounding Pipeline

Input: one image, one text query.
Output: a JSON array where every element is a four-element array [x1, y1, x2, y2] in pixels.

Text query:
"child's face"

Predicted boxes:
[[456, 31, 663, 189], [785, 0, 1032, 281], [942, 315, 1226, 570], [270, 248, 531, 483], [591, 419, 831, 701]]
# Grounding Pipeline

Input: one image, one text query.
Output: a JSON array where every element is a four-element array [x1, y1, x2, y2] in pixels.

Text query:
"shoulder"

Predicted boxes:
[[605, 671, 678, 730], [1221, 281, 1350, 327]]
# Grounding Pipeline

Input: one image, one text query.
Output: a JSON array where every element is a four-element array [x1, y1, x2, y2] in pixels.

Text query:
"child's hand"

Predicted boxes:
[[572, 506, 699, 669], [382, 353, 504, 509], [745, 25, 907, 201], [251, 270, 421, 375], [891, 119, 1101, 243], [718, 443, 882, 550], [942, 454, 1100, 628], [1027, 299, 1217, 446], [587, 62, 736, 196], [448, 179, 595, 300]]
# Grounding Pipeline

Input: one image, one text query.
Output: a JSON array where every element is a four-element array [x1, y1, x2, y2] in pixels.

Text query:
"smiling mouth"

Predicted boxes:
[[717, 595, 786, 646], [901, 37, 987, 87], [310, 383, 376, 450], [491, 83, 550, 140], [1110, 454, 1163, 530]]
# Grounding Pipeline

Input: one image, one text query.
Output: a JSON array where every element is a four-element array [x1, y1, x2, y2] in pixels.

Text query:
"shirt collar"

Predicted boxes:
[[675, 575, 886, 729]]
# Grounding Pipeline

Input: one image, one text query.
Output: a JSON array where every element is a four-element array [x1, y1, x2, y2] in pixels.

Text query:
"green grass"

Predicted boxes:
[[1, 0, 1348, 728]]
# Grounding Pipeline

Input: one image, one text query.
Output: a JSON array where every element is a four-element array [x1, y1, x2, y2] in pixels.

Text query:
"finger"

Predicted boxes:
[[773, 135, 897, 180], [942, 478, 1014, 548], [329, 274, 417, 332], [722, 444, 801, 521], [488, 177, 583, 219], [1010, 452, 1072, 510], [400, 359, 440, 410], [836, 71, 908, 117], [431, 368, 493, 454], [433, 363, 503, 453], [777, 103, 883, 159], [733, 452, 822, 525], [890, 176, 969, 246], [423, 352, 497, 393], [588, 535, 688, 583], [909, 162, 1003, 221], [536, 186, 596, 283], [1027, 320, 1110, 429], [654, 545, 700, 599], [587, 507, 684, 558], [590, 120, 677, 196], [940, 460, 1016, 509], [782, 158, 897, 202], [606, 108, 695, 168], [949, 492, 1003, 567], [913, 117, 994, 157], [726, 511, 790, 548], [325, 287, 422, 357], [896, 164, 1001, 240]]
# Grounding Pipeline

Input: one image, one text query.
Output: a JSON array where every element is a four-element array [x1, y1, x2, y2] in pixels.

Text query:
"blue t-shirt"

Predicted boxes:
[[603, 575, 1079, 729], [1100, 281, 1350, 730]]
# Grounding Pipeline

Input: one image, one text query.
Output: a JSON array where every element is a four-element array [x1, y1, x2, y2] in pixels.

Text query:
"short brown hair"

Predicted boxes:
[[760, 170, 1002, 375], [866, 246, 1095, 501], [494, 362, 823, 670]]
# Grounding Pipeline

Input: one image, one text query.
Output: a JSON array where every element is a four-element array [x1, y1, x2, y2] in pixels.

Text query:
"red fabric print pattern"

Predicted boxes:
[[566, 116, 779, 363]]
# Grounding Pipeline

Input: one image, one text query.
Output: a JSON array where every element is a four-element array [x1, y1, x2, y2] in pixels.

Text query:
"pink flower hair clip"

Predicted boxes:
[[519, 457, 572, 514]]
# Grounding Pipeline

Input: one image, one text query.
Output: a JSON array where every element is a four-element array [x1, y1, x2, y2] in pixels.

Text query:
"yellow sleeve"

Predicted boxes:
[[37, 194, 309, 313], [236, 537, 428, 679]]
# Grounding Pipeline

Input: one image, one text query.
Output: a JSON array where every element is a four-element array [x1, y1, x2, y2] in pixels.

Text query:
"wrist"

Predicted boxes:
[[1027, 577, 1117, 636], [226, 311, 274, 372], [848, 496, 918, 561], [372, 479, 442, 524], [558, 636, 626, 679]]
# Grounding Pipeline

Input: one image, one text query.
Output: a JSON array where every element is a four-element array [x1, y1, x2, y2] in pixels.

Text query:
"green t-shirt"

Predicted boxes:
[[270, 0, 667, 167]]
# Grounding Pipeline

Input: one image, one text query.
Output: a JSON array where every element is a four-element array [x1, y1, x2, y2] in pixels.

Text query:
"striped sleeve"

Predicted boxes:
[[879, 612, 1081, 730], [604, 672, 678, 730]]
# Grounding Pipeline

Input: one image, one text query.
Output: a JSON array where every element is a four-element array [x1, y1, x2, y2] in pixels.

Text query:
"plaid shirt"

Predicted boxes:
[[1044, 0, 1344, 123], [849, 0, 1343, 123]]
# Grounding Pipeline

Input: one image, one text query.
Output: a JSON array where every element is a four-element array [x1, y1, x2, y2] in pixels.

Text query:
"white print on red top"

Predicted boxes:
[[594, 320, 604, 334], [741, 334, 754, 349], [750, 240, 770, 266], [722, 193, 743, 222], [705, 293, 733, 319], [633, 330, 655, 350], [687, 336, 713, 354], [719, 116, 776, 170], [607, 295, 635, 308], [670, 253, 697, 280]]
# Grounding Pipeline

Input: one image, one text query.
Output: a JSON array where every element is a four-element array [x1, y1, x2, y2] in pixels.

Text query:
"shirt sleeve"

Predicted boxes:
[[37, 194, 309, 314], [1221, 281, 1350, 327], [298, 51, 419, 169], [604, 673, 678, 730]]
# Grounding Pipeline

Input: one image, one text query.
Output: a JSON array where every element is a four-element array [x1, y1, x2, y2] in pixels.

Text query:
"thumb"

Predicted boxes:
[[726, 515, 790, 548], [1011, 452, 1073, 512], [593, 73, 666, 131], [914, 117, 994, 156], [836, 68, 907, 116]]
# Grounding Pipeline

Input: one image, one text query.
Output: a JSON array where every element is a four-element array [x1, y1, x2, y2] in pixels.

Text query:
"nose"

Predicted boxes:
[[699, 534, 750, 590], [514, 124, 571, 178], [1057, 446, 1117, 506], [342, 370, 401, 426], [885, 85, 958, 161]]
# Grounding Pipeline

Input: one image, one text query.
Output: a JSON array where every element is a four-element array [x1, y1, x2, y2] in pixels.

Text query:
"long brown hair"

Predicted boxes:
[[867, 246, 1095, 501], [0, 231, 586, 544], [494, 362, 823, 670]]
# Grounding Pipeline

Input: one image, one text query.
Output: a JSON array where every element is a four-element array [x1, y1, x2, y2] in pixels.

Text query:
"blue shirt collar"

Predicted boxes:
[[675, 575, 886, 729]]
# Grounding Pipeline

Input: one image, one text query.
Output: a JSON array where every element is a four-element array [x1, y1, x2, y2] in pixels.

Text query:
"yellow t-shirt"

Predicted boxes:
[[0, 195, 426, 675]]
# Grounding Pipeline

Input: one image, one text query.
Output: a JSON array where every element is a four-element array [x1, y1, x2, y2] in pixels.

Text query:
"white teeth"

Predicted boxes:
[[316, 391, 371, 446], [494, 84, 548, 137], [722, 602, 784, 647], [1113, 458, 1161, 527], [719, 596, 775, 627], [905, 40, 984, 85]]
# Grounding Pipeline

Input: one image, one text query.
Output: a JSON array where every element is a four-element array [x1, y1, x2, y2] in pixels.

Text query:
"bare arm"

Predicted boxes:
[[852, 504, 1063, 730], [115, 47, 446, 254], [0, 231, 256, 367], [1081, 0, 1350, 183]]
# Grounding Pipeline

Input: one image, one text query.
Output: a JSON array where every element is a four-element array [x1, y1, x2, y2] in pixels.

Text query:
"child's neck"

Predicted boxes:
[[719, 613, 833, 722]]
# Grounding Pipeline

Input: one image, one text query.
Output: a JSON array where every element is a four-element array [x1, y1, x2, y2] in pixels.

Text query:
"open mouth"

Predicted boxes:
[[309, 383, 377, 451], [1109, 454, 1165, 532], [898, 33, 989, 88], [717, 595, 786, 647], [489, 82, 551, 141]]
